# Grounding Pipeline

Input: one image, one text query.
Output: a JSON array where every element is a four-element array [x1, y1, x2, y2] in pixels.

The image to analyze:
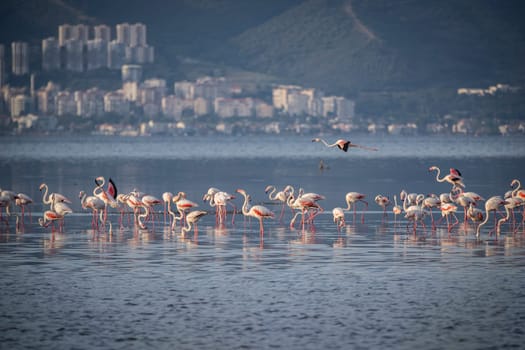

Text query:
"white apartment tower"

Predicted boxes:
[[94, 25, 111, 42], [42, 37, 61, 71], [11, 41, 29, 75]]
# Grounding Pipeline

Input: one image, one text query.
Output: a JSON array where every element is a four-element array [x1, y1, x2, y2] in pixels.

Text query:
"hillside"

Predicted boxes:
[[1, 0, 524, 96]]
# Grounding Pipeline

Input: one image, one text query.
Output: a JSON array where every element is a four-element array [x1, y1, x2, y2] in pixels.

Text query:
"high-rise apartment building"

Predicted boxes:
[[94, 25, 111, 42], [86, 39, 107, 70], [64, 39, 84, 72], [116, 23, 131, 45], [130, 23, 147, 47], [11, 41, 29, 75], [0, 44, 5, 87], [42, 37, 61, 71]]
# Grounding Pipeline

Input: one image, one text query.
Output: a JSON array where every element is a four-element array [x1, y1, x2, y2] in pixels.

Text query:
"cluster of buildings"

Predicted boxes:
[[2, 22, 154, 79], [0, 21, 523, 136]]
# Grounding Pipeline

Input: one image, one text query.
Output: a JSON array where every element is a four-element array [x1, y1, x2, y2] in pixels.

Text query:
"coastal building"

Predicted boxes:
[[55, 91, 76, 116], [174, 81, 195, 99], [104, 90, 130, 115], [10, 94, 32, 117], [162, 95, 193, 119], [76, 88, 105, 117], [36, 82, 61, 115], [121, 64, 142, 82]]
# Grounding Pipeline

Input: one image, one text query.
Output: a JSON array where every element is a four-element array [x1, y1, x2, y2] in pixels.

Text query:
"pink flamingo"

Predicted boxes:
[[236, 189, 274, 236], [15, 193, 33, 222], [265, 185, 290, 222], [422, 194, 441, 229], [374, 195, 390, 221], [162, 191, 173, 224], [79, 190, 105, 229], [93, 177, 118, 223], [181, 210, 207, 237], [344, 192, 368, 223], [476, 196, 507, 238], [173, 192, 200, 227], [392, 195, 403, 224], [312, 138, 378, 152], [428, 166, 465, 188], [332, 207, 346, 231], [288, 193, 322, 231], [437, 202, 459, 232]]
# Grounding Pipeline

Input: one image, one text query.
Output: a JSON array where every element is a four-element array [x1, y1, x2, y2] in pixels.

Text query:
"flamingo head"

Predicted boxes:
[[95, 176, 104, 186], [428, 166, 438, 172], [78, 190, 85, 198], [39, 183, 46, 191], [264, 185, 273, 193], [236, 189, 247, 196]]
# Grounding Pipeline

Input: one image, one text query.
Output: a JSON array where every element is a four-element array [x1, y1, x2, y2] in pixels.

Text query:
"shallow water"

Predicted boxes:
[[1, 135, 524, 349]]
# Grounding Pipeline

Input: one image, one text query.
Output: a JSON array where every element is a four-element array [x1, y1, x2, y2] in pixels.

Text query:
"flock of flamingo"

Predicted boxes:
[[0, 138, 524, 240]]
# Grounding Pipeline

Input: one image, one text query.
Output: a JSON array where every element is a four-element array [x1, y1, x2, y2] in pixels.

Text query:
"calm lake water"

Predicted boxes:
[[1, 134, 524, 349]]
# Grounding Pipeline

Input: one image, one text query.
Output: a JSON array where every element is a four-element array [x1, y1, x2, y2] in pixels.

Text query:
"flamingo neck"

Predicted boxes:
[[241, 193, 250, 216], [41, 184, 50, 204]]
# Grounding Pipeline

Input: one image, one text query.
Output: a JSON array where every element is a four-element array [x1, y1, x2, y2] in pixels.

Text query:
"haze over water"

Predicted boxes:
[[1, 134, 524, 349]]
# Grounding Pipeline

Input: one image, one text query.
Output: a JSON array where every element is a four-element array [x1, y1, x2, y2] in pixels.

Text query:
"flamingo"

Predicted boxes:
[[181, 210, 207, 236], [93, 177, 118, 222], [392, 195, 403, 224], [467, 203, 485, 227], [402, 192, 428, 233], [428, 166, 465, 188], [476, 196, 507, 238], [15, 193, 33, 221], [162, 191, 173, 224], [312, 138, 378, 152], [39, 210, 65, 231], [203, 189, 236, 225], [374, 195, 390, 220], [172, 192, 200, 227], [288, 193, 322, 230], [344, 192, 368, 223], [422, 194, 441, 229], [332, 207, 346, 231], [437, 202, 459, 233], [265, 185, 290, 222], [39, 183, 71, 210], [79, 190, 105, 228], [141, 194, 162, 223], [236, 189, 274, 235]]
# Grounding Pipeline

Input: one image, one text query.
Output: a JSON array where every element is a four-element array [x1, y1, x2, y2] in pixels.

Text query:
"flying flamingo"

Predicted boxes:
[[236, 189, 274, 236], [476, 196, 508, 238], [181, 210, 208, 236], [312, 138, 378, 152], [332, 207, 346, 231], [428, 166, 465, 189], [344, 192, 368, 224]]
